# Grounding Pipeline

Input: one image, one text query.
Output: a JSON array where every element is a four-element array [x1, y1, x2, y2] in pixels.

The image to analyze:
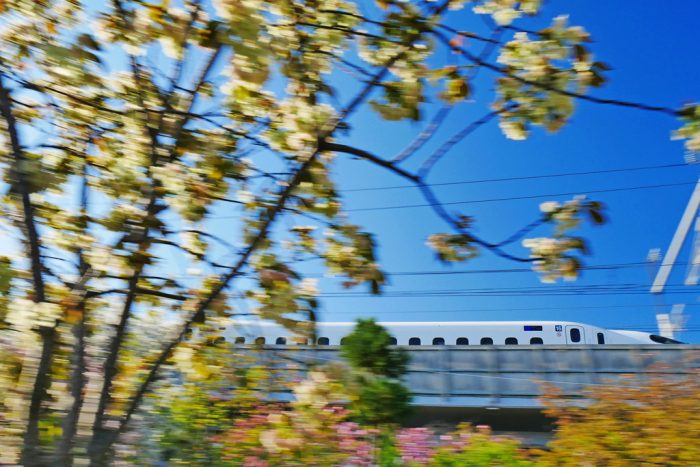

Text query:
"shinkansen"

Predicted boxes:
[[230, 321, 683, 346]]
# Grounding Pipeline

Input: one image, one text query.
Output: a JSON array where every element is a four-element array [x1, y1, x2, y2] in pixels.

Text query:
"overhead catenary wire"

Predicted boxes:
[[318, 291, 700, 298], [346, 180, 698, 212], [207, 179, 698, 220], [343, 162, 693, 192], [315, 302, 696, 314], [316, 282, 700, 298], [97, 260, 688, 280], [379, 260, 689, 277]]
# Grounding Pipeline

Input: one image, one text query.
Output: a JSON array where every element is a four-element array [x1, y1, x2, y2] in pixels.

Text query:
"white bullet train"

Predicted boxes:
[[230, 320, 683, 346]]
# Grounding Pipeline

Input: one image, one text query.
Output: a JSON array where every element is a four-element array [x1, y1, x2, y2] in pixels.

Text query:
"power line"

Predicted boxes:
[[321, 282, 691, 292], [317, 282, 700, 298], [319, 291, 699, 298], [108, 260, 679, 280], [344, 162, 693, 192], [83, 260, 681, 285], [317, 302, 695, 314], [347, 180, 698, 212], [383, 261, 688, 277]]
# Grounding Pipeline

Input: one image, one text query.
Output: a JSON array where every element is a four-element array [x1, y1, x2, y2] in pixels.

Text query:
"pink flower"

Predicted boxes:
[[243, 456, 268, 467], [396, 428, 436, 465]]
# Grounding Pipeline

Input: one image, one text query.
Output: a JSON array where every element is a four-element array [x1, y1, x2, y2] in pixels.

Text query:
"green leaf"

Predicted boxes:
[[444, 76, 470, 103], [77, 33, 101, 51]]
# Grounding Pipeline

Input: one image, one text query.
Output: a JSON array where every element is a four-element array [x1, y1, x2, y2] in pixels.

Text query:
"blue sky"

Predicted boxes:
[[300, 1, 700, 342], [7, 1, 699, 342]]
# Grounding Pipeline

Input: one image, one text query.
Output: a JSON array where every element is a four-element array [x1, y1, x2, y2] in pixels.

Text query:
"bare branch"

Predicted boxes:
[[14, 79, 123, 115], [85, 287, 189, 302], [312, 50, 375, 78], [437, 23, 503, 45], [321, 142, 420, 182], [322, 139, 533, 262], [175, 229, 240, 253], [293, 21, 397, 42]]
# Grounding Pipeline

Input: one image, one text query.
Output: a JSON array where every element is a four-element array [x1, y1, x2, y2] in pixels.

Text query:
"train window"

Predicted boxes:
[[317, 337, 330, 345], [388, 337, 397, 345], [275, 337, 286, 345], [340, 337, 347, 345], [409, 337, 421, 346], [530, 337, 544, 345], [432, 337, 445, 345], [597, 333, 605, 344], [649, 334, 683, 344], [234, 336, 245, 344], [456, 337, 469, 345], [569, 328, 581, 343], [505, 337, 518, 345], [255, 337, 266, 345], [480, 337, 493, 345]]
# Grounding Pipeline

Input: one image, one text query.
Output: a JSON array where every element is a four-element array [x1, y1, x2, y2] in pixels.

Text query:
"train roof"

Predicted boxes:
[[233, 320, 591, 327]]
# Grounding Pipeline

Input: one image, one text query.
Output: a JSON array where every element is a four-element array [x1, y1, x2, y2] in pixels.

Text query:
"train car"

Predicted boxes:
[[229, 320, 683, 346]]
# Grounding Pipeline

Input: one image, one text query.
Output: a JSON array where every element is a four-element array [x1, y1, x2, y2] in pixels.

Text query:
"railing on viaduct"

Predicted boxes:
[[250, 344, 700, 409]]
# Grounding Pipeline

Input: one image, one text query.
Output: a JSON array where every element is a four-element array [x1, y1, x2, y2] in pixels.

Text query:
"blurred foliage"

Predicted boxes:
[[538, 371, 700, 466], [214, 370, 377, 466], [103, 368, 700, 465], [523, 197, 606, 283], [430, 424, 534, 467], [341, 318, 408, 378], [127, 339, 271, 465], [351, 375, 412, 426], [341, 319, 412, 425]]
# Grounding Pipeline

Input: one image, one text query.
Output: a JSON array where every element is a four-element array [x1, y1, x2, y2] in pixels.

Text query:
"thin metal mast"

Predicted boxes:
[[650, 177, 700, 293]]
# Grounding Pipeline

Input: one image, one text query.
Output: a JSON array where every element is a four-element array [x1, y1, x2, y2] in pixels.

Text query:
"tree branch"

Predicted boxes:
[[85, 287, 189, 302], [55, 135, 94, 464], [112, 153, 320, 447], [321, 142, 420, 182], [432, 29, 680, 116], [89, 1, 167, 456], [89, 5, 226, 459], [0, 71, 52, 467], [166, 1, 203, 95], [495, 217, 547, 247], [392, 26, 504, 165], [110, 15, 447, 446], [15, 79, 122, 115], [324, 139, 533, 262], [418, 107, 511, 178], [416, 182, 532, 262], [393, 106, 452, 163], [89, 2, 457, 456]]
